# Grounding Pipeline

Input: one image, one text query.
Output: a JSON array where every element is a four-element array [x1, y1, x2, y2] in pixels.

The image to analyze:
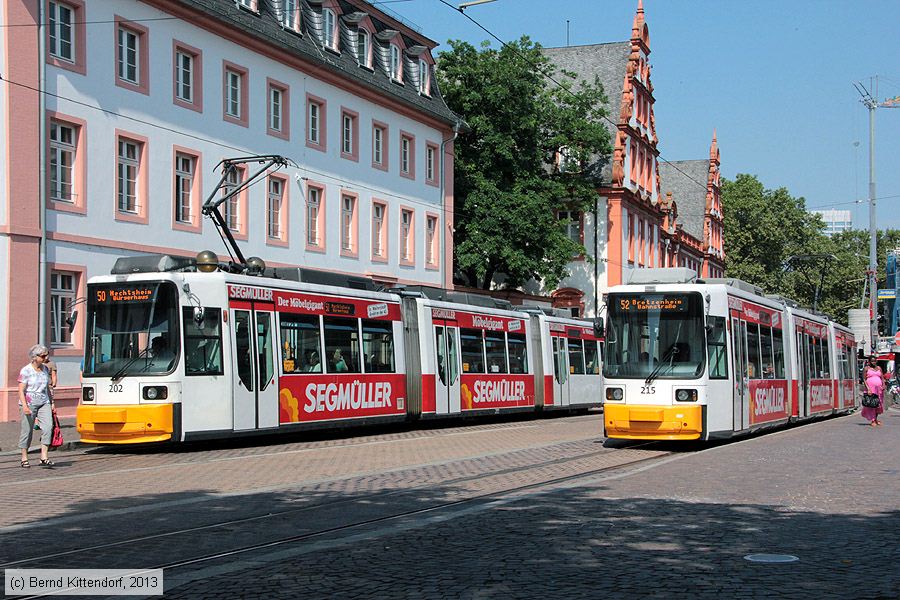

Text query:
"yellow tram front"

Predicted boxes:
[[76, 276, 187, 444], [601, 290, 711, 441]]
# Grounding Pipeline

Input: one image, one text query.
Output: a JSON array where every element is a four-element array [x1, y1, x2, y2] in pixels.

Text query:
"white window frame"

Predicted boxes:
[[175, 50, 194, 103], [308, 101, 320, 144], [225, 69, 242, 119], [48, 1, 74, 62], [50, 271, 76, 345], [117, 26, 139, 84], [401, 209, 412, 261], [418, 59, 429, 94], [341, 195, 355, 251], [223, 168, 241, 232], [558, 210, 581, 244], [342, 113, 353, 155], [357, 29, 369, 66], [426, 216, 437, 265], [267, 177, 283, 239], [269, 86, 283, 132], [282, 0, 299, 29], [307, 187, 320, 246], [322, 8, 336, 50], [373, 125, 384, 165], [401, 137, 410, 174], [372, 204, 384, 256], [390, 44, 401, 81], [117, 139, 140, 213], [426, 145, 435, 182], [174, 153, 194, 223], [49, 121, 76, 203]]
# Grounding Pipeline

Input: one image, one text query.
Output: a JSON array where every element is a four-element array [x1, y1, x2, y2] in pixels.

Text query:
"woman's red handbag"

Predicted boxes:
[[50, 413, 64, 449]]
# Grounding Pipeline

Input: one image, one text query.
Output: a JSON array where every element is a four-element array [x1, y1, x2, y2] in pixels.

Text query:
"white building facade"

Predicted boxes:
[[0, 0, 460, 420], [812, 209, 853, 236]]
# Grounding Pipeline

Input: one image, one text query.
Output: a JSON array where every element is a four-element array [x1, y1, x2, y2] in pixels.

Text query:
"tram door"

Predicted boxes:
[[796, 332, 809, 417], [731, 318, 747, 431], [231, 307, 278, 431], [434, 325, 460, 414], [552, 337, 570, 406]]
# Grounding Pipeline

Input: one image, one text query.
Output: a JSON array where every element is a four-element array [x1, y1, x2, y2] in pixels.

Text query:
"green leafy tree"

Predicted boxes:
[[437, 38, 611, 289], [722, 172, 900, 325], [721, 174, 829, 303]]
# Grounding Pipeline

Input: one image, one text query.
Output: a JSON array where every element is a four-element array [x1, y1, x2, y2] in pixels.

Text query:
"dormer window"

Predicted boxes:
[[282, 0, 300, 31], [322, 8, 336, 50], [357, 29, 370, 67], [389, 44, 401, 81], [417, 59, 430, 95], [237, 0, 257, 12]]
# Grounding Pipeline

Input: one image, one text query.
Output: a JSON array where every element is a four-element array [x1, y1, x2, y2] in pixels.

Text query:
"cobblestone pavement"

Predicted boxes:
[[158, 409, 899, 600], [4, 409, 898, 599]]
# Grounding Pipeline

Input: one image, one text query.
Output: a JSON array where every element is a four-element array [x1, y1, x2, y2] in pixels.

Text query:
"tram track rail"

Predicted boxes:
[[1, 440, 672, 568], [5, 442, 678, 599]]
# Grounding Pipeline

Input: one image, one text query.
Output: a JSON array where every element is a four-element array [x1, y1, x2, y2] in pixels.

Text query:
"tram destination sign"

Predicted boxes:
[[616, 295, 688, 313], [93, 286, 155, 304]]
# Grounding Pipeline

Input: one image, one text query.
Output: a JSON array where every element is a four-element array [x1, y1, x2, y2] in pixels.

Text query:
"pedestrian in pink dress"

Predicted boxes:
[[862, 356, 885, 427]]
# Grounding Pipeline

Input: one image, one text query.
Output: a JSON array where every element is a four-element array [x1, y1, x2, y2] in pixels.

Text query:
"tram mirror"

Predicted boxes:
[[66, 310, 78, 333], [705, 316, 716, 333], [193, 306, 206, 327], [593, 317, 604, 338]]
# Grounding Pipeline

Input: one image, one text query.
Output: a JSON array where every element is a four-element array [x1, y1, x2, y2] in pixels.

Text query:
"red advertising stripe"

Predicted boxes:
[[459, 374, 535, 410], [278, 373, 406, 423], [436, 309, 526, 334], [748, 379, 790, 423], [809, 379, 834, 412]]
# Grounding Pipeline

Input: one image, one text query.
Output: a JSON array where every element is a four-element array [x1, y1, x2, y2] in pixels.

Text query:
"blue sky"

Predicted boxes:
[[381, 0, 900, 229]]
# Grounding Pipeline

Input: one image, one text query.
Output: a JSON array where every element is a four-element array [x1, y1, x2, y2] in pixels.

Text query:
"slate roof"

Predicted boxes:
[[178, 0, 460, 127], [657, 160, 709, 240], [542, 42, 630, 182]]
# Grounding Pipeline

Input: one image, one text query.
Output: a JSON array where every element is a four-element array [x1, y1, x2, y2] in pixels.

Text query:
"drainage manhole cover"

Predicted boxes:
[[744, 554, 799, 563]]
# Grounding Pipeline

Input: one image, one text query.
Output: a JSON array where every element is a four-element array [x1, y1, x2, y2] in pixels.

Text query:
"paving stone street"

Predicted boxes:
[[2, 408, 898, 599]]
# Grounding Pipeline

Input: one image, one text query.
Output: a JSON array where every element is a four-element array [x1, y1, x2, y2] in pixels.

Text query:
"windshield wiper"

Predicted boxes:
[[111, 347, 151, 382], [645, 344, 679, 385]]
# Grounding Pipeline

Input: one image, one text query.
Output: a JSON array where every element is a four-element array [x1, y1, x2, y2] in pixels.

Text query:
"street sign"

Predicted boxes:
[[877, 288, 896, 300]]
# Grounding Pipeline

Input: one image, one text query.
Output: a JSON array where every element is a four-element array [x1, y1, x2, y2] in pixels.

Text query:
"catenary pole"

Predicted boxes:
[[867, 96, 877, 353]]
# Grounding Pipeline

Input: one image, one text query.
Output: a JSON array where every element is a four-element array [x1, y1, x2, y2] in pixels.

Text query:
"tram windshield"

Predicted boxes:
[[603, 292, 706, 380], [83, 281, 180, 377]]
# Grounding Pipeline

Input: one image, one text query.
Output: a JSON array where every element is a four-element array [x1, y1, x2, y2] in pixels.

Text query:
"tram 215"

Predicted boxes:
[[75, 255, 603, 444], [601, 268, 858, 441]]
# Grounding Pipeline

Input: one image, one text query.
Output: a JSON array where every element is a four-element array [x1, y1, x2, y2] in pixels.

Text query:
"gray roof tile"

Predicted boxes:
[[658, 160, 709, 240], [179, 0, 460, 126]]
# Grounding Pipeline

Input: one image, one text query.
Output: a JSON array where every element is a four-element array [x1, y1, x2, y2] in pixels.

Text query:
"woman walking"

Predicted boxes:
[[862, 356, 885, 427], [17, 344, 55, 467]]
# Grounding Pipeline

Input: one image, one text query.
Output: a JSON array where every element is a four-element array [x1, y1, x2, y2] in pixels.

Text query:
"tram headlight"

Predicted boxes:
[[82, 386, 95, 403], [143, 386, 169, 400], [675, 389, 697, 402], [605, 387, 624, 401]]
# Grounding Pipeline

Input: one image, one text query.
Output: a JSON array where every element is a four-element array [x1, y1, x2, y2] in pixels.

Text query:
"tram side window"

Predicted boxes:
[[706, 317, 728, 379], [772, 328, 785, 379], [182, 308, 223, 376], [584, 340, 600, 375], [567, 338, 586, 374], [362, 319, 395, 373], [460, 329, 484, 373], [508, 333, 528, 374], [807, 336, 818, 379], [838, 344, 850, 379], [324, 316, 361, 374], [280, 314, 322, 374], [745, 322, 762, 379], [819, 337, 831, 377], [484, 331, 508, 373], [759, 325, 775, 379]]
